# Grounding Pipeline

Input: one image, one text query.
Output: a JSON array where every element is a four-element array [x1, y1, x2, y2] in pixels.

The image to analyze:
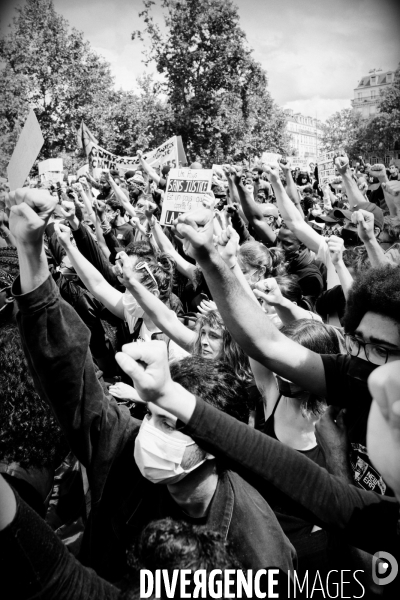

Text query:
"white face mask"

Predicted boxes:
[[122, 289, 145, 319], [134, 417, 209, 485]]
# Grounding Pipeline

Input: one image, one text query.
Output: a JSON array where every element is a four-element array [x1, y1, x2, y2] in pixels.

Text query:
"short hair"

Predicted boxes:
[[0, 324, 67, 469], [170, 355, 250, 423], [343, 265, 400, 334], [107, 197, 126, 217], [125, 240, 155, 258]]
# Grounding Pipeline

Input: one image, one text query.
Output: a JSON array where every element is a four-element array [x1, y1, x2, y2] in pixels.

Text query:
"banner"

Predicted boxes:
[[7, 110, 44, 191], [38, 158, 64, 183], [77, 121, 187, 175], [160, 168, 213, 226], [318, 151, 336, 184]]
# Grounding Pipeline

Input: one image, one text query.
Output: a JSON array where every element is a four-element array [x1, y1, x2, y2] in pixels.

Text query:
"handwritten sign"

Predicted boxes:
[[7, 110, 44, 191], [86, 134, 187, 174], [318, 150, 336, 184], [160, 168, 213, 226]]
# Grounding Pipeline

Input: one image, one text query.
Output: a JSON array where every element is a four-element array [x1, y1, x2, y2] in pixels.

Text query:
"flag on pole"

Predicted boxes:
[[77, 120, 98, 156]]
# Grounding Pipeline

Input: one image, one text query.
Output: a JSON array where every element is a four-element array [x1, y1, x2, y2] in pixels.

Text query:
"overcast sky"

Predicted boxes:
[[1, 0, 400, 121]]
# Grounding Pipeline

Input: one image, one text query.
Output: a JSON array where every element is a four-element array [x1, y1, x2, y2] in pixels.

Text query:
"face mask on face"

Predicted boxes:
[[276, 375, 307, 399], [123, 289, 145, 319], [134, 418, 211, 484]]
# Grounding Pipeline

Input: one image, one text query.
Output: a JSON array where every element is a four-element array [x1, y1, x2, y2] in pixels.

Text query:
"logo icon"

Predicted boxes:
[[372, 552, 398, 586]]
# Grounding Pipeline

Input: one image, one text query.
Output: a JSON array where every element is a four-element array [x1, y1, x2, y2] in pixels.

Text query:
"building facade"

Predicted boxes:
[[351, 68, 395, 119], [284, 109, 324, 169]]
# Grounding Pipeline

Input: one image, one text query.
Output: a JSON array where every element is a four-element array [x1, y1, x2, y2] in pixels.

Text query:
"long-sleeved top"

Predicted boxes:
[[180, 397, 400, 558], [0, 489, 119, 600], [13, 274, 295, 582]]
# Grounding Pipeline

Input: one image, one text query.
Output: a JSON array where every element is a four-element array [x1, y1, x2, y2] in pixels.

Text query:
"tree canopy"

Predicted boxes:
[[133, 0, 289, 163], [320, 64, 400, 160]]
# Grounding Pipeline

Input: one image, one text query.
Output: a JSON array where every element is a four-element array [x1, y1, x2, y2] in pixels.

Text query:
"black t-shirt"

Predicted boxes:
[[315, 285, 346, 323], [112, 223, 135, 247], [321, 354, 388, 494]]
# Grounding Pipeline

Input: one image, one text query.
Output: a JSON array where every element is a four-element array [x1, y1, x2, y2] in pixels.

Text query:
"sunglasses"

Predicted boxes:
[[135, 261, 158, 288]]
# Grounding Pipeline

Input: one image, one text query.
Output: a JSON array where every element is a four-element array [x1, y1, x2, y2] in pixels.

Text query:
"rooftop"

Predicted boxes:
[[355, 69, 395, 89]]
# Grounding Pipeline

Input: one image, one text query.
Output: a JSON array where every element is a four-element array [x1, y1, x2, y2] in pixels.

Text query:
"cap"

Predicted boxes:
[[124, 170, 136, 180], [161, 164, 171, 176], [315, 210, 340, 224], [334, 203, 384, 230]]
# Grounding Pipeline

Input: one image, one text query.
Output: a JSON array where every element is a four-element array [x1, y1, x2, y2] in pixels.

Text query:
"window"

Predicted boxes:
[[370, 156, 378, 165]]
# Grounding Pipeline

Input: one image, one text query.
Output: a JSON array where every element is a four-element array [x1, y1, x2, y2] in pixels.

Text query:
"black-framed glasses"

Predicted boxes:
[[345, 333, 398, 366], [135, 261, 158, 289]]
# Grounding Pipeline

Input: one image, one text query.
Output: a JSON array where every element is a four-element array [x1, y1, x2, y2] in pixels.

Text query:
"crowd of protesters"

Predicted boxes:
[[0, 150, 399, 599]]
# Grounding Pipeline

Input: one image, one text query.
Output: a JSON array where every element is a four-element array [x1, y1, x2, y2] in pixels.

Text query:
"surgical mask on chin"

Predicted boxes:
[[122, 289, 145, 319], [134, 418, 211, 484]]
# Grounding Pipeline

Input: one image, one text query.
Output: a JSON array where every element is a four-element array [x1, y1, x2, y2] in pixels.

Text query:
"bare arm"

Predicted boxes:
[[265, 165, 322, 254], [233, 175, 277, 246], [150, 219, 197, 282], [279, 161, 304, 217], [174, 209, 327, 396], [138, 152, 161, 186], [55, 226, 124, 320], [118, 252, 196, 352]]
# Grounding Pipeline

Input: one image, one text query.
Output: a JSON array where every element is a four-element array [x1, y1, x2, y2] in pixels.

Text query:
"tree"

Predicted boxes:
[[319, 108, 364, 158], [0, 0, 115, 165], [321, 65, 400, 160], [133, 0, 288, 163]]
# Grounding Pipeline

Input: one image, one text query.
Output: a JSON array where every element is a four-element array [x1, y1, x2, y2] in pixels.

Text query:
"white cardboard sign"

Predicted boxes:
[[160, 168, 213, 226], [7, 110, 44, 191]]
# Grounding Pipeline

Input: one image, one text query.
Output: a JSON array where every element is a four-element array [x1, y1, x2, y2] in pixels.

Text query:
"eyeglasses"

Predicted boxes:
[[344, 333, 399, 366], [135, 261, 158, 289], [0, 285, 14, 313]]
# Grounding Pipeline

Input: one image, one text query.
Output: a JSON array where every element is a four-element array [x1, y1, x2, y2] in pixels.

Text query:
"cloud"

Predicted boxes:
[[283, 98, 352, 122]]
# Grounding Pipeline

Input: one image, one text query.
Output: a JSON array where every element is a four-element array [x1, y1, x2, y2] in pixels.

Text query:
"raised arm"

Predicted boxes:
[[6, 188, 134, 470], [335, 156, 371, 211], [117, 251, 196, 351], [326, 236, 354, 299], [173, 208, 327, 396], [352, 209, 389, 268], [278, 159, 304, 217], [264, 164, 321, 254], [113, 342, 399, 556], [137, 150, 161, 186], [148, 216, 197, 282], [54, 223, 125, 320], [233, 170, 277, 246]]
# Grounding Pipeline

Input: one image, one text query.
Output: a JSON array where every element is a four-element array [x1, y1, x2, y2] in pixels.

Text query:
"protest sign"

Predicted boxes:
[[261, 151, 282, 165], [160, 168, 213, 226], [38, 158, 64, 184], [290, 156, 311, 170], [7, 110, 44, 191], [318, 151, 336, 184], [77, 121, 187, 174]]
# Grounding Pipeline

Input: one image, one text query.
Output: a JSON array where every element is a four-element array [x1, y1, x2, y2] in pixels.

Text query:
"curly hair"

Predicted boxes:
[[125, 240, 155, 258], [192, 310, 252, 385], [170, 355, 250, 423], [0, 324, 67, 469], [343, 264, 400, 334], [128, 517, 241, 572], [138, 253, 176, 303]]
